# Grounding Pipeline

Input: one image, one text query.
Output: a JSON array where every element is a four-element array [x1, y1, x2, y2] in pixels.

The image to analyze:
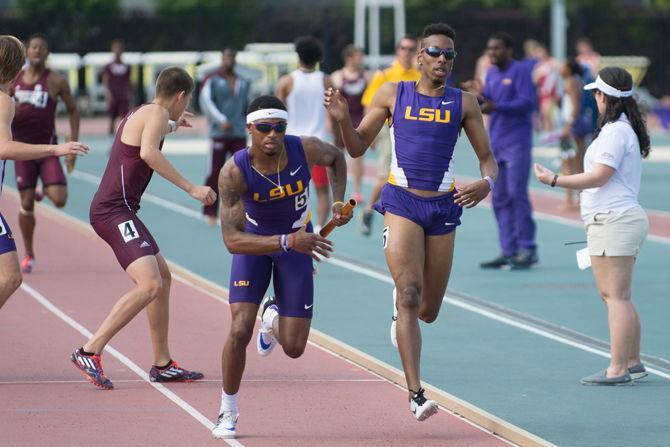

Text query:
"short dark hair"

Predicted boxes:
[[155, 66, 194, 98], [421, 23, 456, 42], [28, 33, 49, 48], [566, 58, 584, 77], [247, 95, 287, 115], [490, 32, 514, 49], [295, 36, 323, 66]]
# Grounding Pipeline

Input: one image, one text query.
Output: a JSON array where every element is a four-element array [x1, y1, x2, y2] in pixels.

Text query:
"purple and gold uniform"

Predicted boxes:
[[0, 160, 17, 255], [483, 60, 537, 257], [373, 81, 463, 235], [89, 106, 162, 269], [229, 135, 315, 318], [12, 69, 66, 190]]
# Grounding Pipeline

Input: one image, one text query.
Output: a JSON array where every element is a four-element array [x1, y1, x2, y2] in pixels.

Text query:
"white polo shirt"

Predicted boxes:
[[580, 113, 643, 221]]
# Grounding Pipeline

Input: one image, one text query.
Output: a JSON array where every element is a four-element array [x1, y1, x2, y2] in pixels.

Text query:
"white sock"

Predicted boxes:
[[220, 388, 238, 414]]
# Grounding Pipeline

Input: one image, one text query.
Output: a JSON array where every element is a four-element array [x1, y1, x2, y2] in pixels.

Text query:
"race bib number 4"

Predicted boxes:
[[118, 220, 139, 243]]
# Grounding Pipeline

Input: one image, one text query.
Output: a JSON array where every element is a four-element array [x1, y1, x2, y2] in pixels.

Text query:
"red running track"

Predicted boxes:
[[0, 194, 510, 447]]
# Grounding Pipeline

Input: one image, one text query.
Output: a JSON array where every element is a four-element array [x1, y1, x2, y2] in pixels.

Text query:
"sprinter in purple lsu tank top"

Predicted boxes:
[[211, 95, 352, 439], [70, 67, 216, 391], [326, 23, 498, 421]]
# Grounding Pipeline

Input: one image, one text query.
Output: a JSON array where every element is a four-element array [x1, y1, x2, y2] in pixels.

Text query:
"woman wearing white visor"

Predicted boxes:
[[534, 66, 650, 385]]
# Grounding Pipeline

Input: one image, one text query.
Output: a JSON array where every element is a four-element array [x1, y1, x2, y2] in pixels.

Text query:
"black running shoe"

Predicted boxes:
[[480, 255, 512, 269], [149, 360, 204, 382]]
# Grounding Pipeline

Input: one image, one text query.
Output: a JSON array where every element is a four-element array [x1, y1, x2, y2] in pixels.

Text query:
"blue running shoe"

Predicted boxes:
[[70, 348, 114, 390], [257, 296, 278, 357]]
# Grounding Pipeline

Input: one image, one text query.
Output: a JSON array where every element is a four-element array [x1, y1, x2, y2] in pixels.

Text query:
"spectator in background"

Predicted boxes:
[[466, 32, 538, 270], [575, 37, 601, 80], [358, 36, 420, 236], [532, 43, 560, 135], [330, 45, 369, 205], [558, 59, 596, 210], [522, 39, 540, 73], [651, 95, 670, 131], [102, 39, 132, 135], [199, 48, 250, 225], [276, 36, 335, 233]]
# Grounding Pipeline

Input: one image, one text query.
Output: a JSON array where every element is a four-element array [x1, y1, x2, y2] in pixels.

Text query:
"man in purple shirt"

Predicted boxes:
[[477, 32, 538, 269], [102, 39, 132, 135]]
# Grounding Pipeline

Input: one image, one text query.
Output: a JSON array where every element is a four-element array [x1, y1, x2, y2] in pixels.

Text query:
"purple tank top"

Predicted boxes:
[[233, 135, 311, 235], [12, 69, 57, 144], [341, 73, 367, 127], [90, 105, 164, 221], [389, 82, 462, 192]]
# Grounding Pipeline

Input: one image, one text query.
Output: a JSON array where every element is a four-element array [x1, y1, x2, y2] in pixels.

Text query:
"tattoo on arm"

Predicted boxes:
[[219, 162, 247, 235]]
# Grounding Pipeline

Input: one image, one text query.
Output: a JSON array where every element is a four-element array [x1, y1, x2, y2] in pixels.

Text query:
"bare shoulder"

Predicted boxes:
[[460, 90, 479, 113], [219, 156, 247, 202], [48, 70, 68, 91], [0, 91, 15, 125], [371, 81, 398, 109]]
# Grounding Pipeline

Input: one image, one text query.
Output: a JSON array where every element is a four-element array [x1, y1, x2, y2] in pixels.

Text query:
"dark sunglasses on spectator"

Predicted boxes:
[[254, 121, 287, 133], [423, 46, 457, 60]]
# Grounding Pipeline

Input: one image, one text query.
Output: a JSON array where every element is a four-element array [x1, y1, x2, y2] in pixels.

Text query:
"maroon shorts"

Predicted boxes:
[[311, 165, 329, 188], [91, 212, 160, 270], [14, 156, 67, 191], [109, 96, 130, 119]]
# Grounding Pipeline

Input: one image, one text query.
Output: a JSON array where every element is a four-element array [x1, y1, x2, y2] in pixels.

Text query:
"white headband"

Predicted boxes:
[[246, 108, 288, 124], [583, 75, 633, 98]]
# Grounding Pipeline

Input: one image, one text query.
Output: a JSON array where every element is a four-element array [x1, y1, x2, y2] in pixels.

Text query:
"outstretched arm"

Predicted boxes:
[[324, 81, 394, 158], [139, 106, 216, 205], [0, 94, 88, 161], [301, 136, 353, 227], [219, 159, 334, 259], [454, 92, 498, 208], [534, 162, 614, 190]]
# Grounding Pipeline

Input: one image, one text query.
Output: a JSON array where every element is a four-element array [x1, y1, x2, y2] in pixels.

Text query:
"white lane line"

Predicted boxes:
[[326, 256, 670, 381], [0, 378, 384, 385], [18, 282, 244, 447], [68, 169, 670, 378]]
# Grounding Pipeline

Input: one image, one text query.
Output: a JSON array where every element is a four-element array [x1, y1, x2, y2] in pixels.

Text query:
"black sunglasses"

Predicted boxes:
[[253, 121, 287, 133], [423, 46, 457, 60]]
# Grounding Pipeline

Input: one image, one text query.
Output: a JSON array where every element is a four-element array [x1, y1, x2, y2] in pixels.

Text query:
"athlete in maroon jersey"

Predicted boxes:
[[330, 44, 369, 204], [11, 33, 81, 274], [70, 67, 216, 390], [0, 35, 88, 311], [102, 38, 132, 135]]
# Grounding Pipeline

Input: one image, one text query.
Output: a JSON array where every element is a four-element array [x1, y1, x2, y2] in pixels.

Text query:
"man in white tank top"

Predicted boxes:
[[276, 36, 336, 231]]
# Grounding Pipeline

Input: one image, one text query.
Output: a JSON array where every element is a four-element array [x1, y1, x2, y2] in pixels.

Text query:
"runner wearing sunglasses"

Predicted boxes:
[[325, 23, 497, 421], [212, 95, 352, 439]]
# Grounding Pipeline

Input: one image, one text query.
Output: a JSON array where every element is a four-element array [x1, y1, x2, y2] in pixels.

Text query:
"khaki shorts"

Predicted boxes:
[[585, 205, 648, 257], [375, 125, 392, 178]]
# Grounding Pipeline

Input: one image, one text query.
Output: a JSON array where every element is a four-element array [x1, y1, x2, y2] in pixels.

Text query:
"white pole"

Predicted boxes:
[[394, 0, 406, 45], [551, 0, 567, 61], [369, 0, 381, 69], [355, 0, 366, 49]]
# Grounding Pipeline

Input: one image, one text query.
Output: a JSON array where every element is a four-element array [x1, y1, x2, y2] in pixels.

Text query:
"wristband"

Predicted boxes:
[[279, 234, 290, 252], [550, 174, 559, 187], [168, 120, 178, 133], [484, 175, 494, 191]]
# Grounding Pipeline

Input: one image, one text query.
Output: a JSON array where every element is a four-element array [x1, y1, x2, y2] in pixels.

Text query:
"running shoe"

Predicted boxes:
[[212, 410, 239, 439], [70, 348, 114, 390], [257, 296, 278, 357], [359, 210, 373, 236], [628, 362, 648, 380], [480, 254, 511, 269], [580, 369, 632, 386], [409, 388, 439, 421], [149, 360, 204, 382], [390, 287, 398, 348], [20, 255, 34, 274]]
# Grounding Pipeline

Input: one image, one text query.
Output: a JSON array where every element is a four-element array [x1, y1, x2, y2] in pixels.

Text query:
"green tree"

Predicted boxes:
[[16, 0, 121, 52]]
